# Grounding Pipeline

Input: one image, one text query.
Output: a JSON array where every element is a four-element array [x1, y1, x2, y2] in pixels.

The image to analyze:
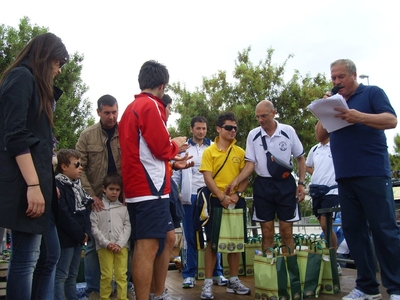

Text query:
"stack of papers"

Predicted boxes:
[[307, 94, 354, 133]]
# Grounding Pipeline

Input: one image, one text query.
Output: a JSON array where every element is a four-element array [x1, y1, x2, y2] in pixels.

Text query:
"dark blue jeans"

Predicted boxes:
[[7, 231, 41, 299], [32, 211, 61, 300], [54, 246, 82, 300], [339, 177, 400, 295], [84, 232, 100, 294], [8, 212, 60, 300]]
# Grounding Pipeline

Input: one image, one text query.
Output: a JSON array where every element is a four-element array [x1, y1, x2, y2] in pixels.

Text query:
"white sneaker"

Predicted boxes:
[[201, 280, 214, 300], [128, 286, 136, 300], [227, 278, 251, 295], [154, 289, 182, 300], [390, 295, 400, 300], [212, 275, 228, 286], [337, 263, 342, 276], [342, 289, 382, 300], [182, 277, 195, 288]]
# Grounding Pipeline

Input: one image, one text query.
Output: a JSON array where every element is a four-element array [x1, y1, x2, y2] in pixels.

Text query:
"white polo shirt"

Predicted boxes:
[[306, 142, 338, 195], [188, 142, 210, 193], [172, 138, 212, 205], [245, 121, 305, 177]]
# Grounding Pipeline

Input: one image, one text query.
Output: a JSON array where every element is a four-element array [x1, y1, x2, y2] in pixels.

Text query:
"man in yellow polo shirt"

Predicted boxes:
[[199, 112, 250, 300]]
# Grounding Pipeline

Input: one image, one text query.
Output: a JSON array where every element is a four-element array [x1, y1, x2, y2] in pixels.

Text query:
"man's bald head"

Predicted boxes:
[[256, 99, 275, 111]]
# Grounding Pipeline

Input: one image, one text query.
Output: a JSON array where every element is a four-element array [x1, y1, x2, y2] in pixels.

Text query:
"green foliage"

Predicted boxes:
[[53, 52, 94, 149], [299, 199, 313, 217], [390, 133, 400, 177], [0, 17, 47, 73], [169, 46, 332, 178], [0, 17, 94, 150]]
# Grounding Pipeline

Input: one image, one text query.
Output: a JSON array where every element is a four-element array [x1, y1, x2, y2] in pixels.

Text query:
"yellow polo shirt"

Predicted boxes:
[[199, 137, 245, 194]]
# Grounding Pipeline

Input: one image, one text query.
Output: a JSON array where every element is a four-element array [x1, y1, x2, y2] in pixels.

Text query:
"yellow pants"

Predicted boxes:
[[98, 247, 128, 300]]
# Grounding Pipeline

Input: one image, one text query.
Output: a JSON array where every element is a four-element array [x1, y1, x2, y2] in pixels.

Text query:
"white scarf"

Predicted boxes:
[[55, 173, 93, 211]]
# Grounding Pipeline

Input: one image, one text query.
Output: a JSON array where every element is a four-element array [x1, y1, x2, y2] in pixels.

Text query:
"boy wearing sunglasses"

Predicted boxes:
[[54, 149, 93, 300]]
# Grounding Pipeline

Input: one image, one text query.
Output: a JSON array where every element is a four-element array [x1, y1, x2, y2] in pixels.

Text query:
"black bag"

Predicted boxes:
[[193, 186, 212, 249], [266, 151, 293, 180], [309, 184, 338, 198], [261, 134, 293, 180], [195, 186, 212, 226]]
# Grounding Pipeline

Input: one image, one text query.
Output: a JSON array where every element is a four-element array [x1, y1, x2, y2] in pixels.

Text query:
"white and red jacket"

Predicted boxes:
[[119, 93, 179, 202]]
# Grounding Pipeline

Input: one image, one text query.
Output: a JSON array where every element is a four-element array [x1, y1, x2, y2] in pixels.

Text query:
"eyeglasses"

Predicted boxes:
[[221, 125, 238, 132], [59, 59, 67, 69], [72, 161, 82, 168], [255, 111, 273, 120]]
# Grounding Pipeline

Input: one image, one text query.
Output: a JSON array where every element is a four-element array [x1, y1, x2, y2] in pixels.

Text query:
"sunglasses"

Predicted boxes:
[[72, 161, 82, 168], [221, 125, 238, 132], [59, 59, 67, 69]]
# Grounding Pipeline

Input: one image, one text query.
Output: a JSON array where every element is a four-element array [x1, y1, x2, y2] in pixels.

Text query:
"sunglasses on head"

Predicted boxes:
[[72, 161, 82, 168], [221, 125, 238, 132]]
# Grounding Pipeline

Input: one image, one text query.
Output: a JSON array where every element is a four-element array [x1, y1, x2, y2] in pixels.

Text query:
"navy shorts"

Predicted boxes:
[[127, 198, 171, 240], [204, 196, 247, 241], [312, 194, 339, 218], [252, 176, 300, 222]]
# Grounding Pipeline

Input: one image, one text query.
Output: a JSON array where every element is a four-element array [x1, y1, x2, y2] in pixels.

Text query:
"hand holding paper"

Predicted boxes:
[[307, 94, 354, 133]]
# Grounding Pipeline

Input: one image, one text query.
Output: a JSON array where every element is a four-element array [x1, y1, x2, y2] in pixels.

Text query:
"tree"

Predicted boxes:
[[0, 17, 94, 149], [390, 134, 400, 177], [170, 46, 332, 165]]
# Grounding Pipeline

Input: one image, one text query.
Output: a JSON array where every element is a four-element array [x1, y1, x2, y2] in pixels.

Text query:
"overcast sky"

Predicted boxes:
[[1, 0, 399, 152]]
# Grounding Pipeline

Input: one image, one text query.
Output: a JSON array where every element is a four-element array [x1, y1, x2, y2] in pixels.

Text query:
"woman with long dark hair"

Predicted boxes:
[[0, 32, 69, 299]]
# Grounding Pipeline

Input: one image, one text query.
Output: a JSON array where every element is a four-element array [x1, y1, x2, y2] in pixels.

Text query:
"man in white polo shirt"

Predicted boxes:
[[306, 124, 339, 249], [228, 99, 306, 253]]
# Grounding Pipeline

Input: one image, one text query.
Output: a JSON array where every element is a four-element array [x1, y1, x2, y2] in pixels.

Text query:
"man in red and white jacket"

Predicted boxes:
[[119, 60, 188, 300]]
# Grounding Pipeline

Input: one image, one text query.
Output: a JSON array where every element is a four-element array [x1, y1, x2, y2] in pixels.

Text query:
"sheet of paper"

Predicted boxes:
[[307, 94, 354, 133]]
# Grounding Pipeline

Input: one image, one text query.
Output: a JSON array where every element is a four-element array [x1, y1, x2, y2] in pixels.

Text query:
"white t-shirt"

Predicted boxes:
[[306, 142, 338, 195], [171, 139, 212, 205], [189, 142, 209, 194], [245, 121, 304, 177]]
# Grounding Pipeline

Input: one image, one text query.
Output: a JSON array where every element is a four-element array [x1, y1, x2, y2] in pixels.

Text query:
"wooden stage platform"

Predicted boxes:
[[163, 268, 390, 300]]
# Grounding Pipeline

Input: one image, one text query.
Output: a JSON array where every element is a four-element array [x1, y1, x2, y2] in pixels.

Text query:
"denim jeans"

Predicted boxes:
[[54, 246, 82, 300], [7, 230, 41, 299], [32, 211, 61, 300], [181, 194, 223, 279], [8, 211, 60, 300], [85, 231, 100, 293]]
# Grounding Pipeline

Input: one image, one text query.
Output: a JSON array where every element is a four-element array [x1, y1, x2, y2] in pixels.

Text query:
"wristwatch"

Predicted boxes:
[[298, 181, 306, 187], [236, 191, 243, 197]]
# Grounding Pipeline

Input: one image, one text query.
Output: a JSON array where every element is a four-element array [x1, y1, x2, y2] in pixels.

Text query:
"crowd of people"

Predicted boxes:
[[1, 32, 400, 300]]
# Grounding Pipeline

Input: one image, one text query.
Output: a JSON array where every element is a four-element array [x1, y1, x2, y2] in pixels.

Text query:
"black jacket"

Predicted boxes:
[[0, 62, 62, 233], [55, 180, 92, 248]]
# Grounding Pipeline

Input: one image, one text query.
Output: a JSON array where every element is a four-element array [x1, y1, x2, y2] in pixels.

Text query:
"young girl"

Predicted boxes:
[[90, 174, 131, 300]]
